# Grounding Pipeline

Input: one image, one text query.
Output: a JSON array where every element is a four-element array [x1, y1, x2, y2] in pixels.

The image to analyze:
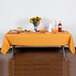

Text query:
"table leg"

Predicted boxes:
[[61, 46, 66, 76], [11, 46, 15, 76], [62, 46, 66, 60]]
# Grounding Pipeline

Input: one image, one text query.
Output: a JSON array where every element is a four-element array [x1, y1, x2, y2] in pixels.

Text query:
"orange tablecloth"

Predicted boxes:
[[0, 31, 75, 54]]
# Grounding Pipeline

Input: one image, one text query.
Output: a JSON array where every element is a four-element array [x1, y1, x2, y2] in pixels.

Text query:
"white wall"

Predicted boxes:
[[0, 0, 76, 47]]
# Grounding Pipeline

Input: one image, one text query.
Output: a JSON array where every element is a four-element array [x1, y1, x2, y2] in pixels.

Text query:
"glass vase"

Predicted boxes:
[[34, 24, 37, 32]]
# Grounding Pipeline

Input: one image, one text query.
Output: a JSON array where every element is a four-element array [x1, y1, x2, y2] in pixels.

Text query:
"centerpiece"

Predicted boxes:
[[30, 16, 41, 32]]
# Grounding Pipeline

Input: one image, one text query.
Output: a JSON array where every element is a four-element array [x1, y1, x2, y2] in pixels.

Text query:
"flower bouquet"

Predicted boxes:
[[30, 16, 41, 32]]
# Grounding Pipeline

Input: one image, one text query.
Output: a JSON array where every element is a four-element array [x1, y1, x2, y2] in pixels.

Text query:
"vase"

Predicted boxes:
[[48, 23, 53, 32], [34, 24, 37, 32]]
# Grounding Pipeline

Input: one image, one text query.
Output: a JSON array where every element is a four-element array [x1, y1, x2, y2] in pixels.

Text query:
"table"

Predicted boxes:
[[1, 31, 75, 55], [0, 31, 75, 76]]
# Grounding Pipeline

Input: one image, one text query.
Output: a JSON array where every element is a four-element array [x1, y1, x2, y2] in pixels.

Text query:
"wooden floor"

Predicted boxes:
[[0, 47, 76, 76]]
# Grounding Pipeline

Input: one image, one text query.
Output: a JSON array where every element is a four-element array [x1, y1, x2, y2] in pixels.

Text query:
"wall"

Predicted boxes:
[[0, 0, 76, 47]]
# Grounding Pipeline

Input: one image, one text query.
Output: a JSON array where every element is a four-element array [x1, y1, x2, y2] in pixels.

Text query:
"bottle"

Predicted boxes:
[[54, 21, 58, 33], [58, 21, 62, 32]]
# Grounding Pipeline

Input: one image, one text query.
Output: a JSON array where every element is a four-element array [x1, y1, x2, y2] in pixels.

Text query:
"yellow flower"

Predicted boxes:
[[36, 16, 41, 20], [30, 17, 34, 20], [39, 17, 41, 20], [36, 16, 39, 18]]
